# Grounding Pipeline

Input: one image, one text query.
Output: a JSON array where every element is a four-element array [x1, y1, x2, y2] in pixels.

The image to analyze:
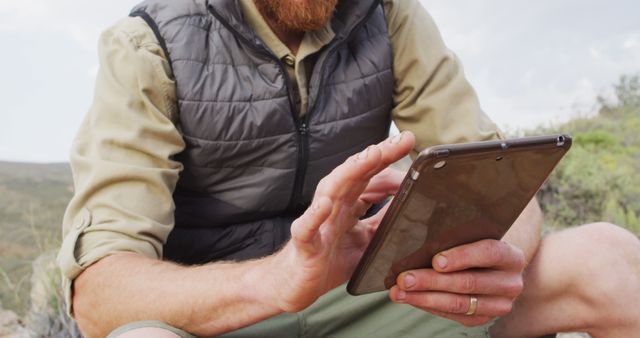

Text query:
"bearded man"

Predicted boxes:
[[58, 0, 640, 337]]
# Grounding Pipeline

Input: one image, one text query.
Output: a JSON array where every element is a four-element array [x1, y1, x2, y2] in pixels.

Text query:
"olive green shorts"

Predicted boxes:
[[107, 284, 491, 338]]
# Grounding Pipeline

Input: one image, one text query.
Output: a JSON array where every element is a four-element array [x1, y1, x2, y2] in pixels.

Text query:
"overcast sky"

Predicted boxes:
[[0, 0, 638, 163]]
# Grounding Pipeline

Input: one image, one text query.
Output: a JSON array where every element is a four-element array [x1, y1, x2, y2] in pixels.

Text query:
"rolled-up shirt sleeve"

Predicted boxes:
[[384, 0, 503, 158], [56, 17, 184, 315]]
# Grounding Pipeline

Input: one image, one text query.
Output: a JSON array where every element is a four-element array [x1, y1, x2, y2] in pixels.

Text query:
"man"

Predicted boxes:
[[58, 0, 640, 337]]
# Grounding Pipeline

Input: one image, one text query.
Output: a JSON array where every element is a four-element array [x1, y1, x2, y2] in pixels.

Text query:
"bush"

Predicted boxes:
[[535, 73, 640, 234]]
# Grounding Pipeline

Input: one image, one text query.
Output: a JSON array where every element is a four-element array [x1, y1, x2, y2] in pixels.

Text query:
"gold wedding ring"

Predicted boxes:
[[465, 296, 478, 316]]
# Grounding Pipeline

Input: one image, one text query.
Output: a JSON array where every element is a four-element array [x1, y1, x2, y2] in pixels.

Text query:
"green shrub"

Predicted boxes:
[[535, 73, 640, 235]]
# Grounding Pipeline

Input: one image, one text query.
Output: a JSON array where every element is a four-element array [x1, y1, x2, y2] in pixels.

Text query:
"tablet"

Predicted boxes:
[[347, 134, 572, 295]]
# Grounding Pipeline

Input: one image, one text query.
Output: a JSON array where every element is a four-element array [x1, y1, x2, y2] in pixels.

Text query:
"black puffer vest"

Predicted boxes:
[[130, 0, 394, 264]]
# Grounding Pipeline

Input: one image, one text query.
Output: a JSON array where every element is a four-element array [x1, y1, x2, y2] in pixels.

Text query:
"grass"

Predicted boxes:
[[0, 162, 73, 316]]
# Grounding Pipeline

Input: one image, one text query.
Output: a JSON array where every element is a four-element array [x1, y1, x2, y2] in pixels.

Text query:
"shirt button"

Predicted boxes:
[[283, 55, 295, 67], [75, 219, 85, 230], [75, 208, 92, 230]]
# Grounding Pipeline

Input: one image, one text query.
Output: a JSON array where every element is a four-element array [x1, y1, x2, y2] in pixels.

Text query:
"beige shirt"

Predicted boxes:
[[58, 0, 502, 314]]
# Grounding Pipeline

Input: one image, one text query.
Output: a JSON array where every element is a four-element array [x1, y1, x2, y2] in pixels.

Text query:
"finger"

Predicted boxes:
[[328, 201, 364, 240], [313, 132, 413, 204], [371, 131, 416, 173], [396, 269, 524, 298], [362, 199, 392, 232], [359, 168, 406, 203], [313, 145, 382, 204], [290, 197, 333, 255], [389, 287, 514, 318], [432, 239, 526, 273], [351, 199, 373, 219]]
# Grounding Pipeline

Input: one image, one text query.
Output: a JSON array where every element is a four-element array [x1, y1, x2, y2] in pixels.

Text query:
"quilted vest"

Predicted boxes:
[[130, 0, 394, 264]]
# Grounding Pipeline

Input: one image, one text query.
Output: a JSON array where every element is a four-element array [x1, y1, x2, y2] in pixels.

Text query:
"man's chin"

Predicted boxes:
[[255, 0, 338, 32]]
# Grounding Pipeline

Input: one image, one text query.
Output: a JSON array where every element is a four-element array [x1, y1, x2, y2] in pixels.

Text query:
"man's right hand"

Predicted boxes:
[[267, 131, 415, 312], [72, 132, 414, 338]]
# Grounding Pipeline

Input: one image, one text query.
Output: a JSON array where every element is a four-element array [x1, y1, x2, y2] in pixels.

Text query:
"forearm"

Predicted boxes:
[[73, 252, 282, 338], [502, 198, 544, 264], [70, 135, 416, 338]]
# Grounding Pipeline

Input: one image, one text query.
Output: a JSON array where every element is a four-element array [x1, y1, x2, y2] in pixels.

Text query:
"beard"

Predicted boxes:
[[254, 0, 338, 32]]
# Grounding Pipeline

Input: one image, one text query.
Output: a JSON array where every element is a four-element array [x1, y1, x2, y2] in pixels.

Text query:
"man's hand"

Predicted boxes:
[[389, 239, 526, 327], [71, 132, 413, 338], [267, 132, 414, 313]]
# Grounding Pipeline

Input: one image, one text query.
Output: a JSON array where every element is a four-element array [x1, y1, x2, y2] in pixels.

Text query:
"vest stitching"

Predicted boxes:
[[157, 16, 227, 35], [319, 67, 392, 87], [308, 134, 385, 162], [312, 100, 390, 127], [178, 95, 288, 104], [171, 59, 272, 67], [157, 13, 208, 28], [176, 163, 295, 170], [360, 15, 386, 36], [347, 39, 367, 80], [347, 31, 390, 54], [182, 131, 295, 144], [306, 1, 384, 114]]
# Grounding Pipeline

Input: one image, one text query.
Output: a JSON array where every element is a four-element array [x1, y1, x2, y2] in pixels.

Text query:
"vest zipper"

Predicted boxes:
[[285, 78, 308, 212], [207, 5, 308, 213], [208, 2, 380, 214], [294, 1, 381, 211], [290, 122, 310, 210], [292, 0, 380, 210]]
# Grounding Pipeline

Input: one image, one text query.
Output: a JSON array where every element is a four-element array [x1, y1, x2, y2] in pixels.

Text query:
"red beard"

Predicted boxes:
[[254, 0, 338, 32]]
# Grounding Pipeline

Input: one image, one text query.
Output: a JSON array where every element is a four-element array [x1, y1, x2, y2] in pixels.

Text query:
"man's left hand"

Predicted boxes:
[[389, 239, 526, 327]]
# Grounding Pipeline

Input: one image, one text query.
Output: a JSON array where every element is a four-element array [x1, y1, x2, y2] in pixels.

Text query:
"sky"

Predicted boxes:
[[0, 0, 638, 163]]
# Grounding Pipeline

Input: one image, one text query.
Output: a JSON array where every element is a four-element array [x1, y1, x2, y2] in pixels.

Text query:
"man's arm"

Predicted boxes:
[[384, 0, 503, 158], [503, 198, 544, 264], [73, 253, 281, 337], [60, 16, 416, 337], [72, 133, 415, 337]]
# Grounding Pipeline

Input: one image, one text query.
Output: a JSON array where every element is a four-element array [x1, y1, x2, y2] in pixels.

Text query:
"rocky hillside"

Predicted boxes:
[[0, 300, 27, 337], [0, 161, 73, 316]]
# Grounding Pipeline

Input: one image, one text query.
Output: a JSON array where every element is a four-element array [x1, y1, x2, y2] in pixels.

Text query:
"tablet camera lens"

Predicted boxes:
[[434, 160, 446, 169]]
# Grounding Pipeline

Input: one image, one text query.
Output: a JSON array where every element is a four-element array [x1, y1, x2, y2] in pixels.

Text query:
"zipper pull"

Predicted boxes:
[[299, 123, 309, 135]]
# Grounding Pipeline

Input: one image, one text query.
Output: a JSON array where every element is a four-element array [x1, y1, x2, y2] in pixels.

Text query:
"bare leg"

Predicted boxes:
[[491, 223, 640, 338]]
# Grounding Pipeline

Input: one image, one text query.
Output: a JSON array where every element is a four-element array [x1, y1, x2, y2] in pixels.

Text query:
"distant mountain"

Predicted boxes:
[[0, 161, 73, 235], [0, 161, 71, 182]]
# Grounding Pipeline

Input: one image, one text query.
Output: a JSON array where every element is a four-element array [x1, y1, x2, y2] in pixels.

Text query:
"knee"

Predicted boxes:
[[562, 222, 640, 319], [577, 222, 640, 266]]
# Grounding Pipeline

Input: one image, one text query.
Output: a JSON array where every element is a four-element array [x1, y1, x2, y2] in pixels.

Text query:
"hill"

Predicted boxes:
[[532, 74, 640, 234], [0, 161, 73, 315]]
